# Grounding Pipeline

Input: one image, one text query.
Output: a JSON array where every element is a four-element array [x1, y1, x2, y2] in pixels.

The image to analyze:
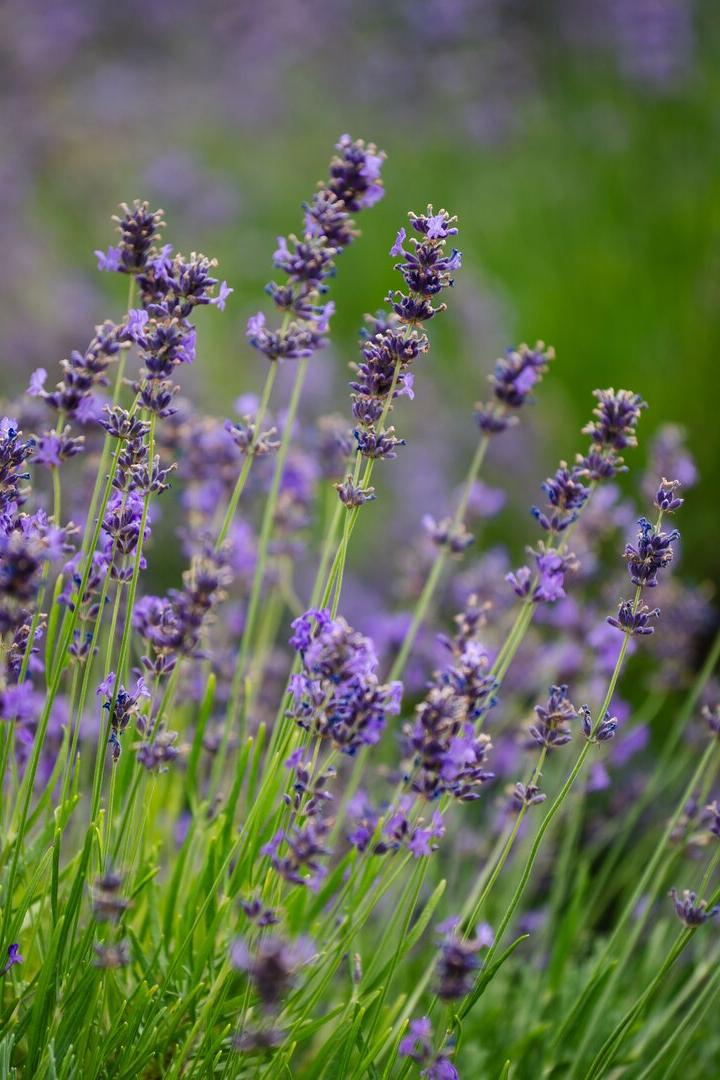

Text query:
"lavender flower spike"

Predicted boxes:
[[248, 134, 385, 365], [669, 889, 720, 927], [475, 341, 554, 435]]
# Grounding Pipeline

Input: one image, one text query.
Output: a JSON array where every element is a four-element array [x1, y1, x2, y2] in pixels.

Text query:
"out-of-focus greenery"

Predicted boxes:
[[4, 1, 719, 577]]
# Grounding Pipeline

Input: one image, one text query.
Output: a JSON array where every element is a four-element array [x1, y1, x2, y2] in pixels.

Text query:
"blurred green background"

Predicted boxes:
[[2, 0, 719, 578]]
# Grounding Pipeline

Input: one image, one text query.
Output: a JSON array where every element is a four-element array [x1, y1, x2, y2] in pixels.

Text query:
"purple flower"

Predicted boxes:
[[288, 608, 401, 756], [33, 427, 84, 470], [407, 812, 445, 858], [1, 943, 23, 975], [136, 728, 179, 772], [102, 201, 165, 274], [467, 481, 506, 519], [390, 228, 407, 257], [398, 1017, 459, 1078], [583, 388, 647, 452], [231, 934, 314, 1008], [644, 424, 697, 497], [533, 462, 590, 534], [577, 387, 647, 478], [623, 517, 680, 588], [669, 889, 719, 927], [535, 551, 570, 602], [423, 515, 474, 555], [399, 1016, 433, 1059], [96, 671, 116, 698], [654, 477, 684, 514], [125, 308, 149, 339], [329, 134, 386, 211], [95, 245, 122, 271], [528, 684, 578, 749], [435, 926, 482, 1000], [211, 280, 233, 311], [96, 675, 151, 761], [607, 599, 661, 636], [407, 595, 496, 801], [249, 136, 384, 367], [27, 368, 47, 396], [475, 342, 554, 435]]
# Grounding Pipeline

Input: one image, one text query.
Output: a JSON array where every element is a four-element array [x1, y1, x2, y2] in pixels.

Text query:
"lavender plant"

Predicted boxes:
[[0, 136, 718, 1080]]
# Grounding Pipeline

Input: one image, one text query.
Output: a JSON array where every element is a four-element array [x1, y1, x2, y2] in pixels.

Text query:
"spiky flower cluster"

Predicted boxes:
[[623, 516, 680, 588], [578, 387, 647, 479], [669, 889, 719, 927], [248, 135, 384, 364], [406, 595, 495, 801], [230, 934, 315, 1008], [288, 608, 403, 755], [528, 684, 578, 750], [475, 342, 554, 434], [97, 201, 231, 420], [399, 1017, 458, 1079], [606, 482, 682, 642], [0, 418, 34, 522], [133, 548, 231, 676], [0, 421, 75, 651], [343, 209, 462, 473], [506, 387, 647, 605], [28, 321, 127, 424], [95, 200, 165, 274], [96, 673, 150, 761], [434, 924, 484, 1000]]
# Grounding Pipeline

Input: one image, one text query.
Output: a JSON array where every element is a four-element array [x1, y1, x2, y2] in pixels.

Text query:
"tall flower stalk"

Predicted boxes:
[[222, 136, 386, 743]]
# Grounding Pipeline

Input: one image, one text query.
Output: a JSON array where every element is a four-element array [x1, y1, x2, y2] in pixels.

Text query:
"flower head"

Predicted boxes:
[[670, 888, 719, 927], [475, 342, 554, 435]]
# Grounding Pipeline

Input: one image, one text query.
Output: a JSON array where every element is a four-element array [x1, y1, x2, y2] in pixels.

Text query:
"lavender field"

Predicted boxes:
[[1, 4, 719, 1078]]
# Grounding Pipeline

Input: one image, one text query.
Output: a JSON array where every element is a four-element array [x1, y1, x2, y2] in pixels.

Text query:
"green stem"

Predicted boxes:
[[229, 356, 309, 737], [90, 414, 156, 827], [0, 428, 126, 949], [562, 740, 718, 1073], [388, 434, 489, 682], [215, 362, 278, 550], [480, 613, 634, 981], [586, 851, 720, 1080]]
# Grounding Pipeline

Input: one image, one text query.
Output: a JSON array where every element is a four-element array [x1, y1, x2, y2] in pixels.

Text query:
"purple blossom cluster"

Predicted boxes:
[[345, 790, 445, 859], [607, 478, 683, 640], [96, 672, 150, 761], [399, 1016, 458, 1079], [337, 209, 463, 490], [474, 342, 554, 434], [527, 684, 578, 750], [134, 548, 231, 676], [0, 417, 75, 724], [288, 608, 403, 756], [247, 135, 384, 364], [405, 595, 496, 801], [28, 321, 127, 424], [506, 387, 648, 605]]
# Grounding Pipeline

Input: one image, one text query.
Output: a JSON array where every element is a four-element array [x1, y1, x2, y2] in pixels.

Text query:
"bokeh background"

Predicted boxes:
[[2, 0, 719, 583]]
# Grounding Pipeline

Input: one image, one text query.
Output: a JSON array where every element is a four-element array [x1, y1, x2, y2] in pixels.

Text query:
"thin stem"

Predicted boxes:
[[586, 849, 720, 1080], [1, 427, 127, 949], [230, 356, 309, 736], [389, 434, 490, 682], [562, 743, 718, 1072], [479, 608, 635, 981], [215, 362, 278, 550]]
